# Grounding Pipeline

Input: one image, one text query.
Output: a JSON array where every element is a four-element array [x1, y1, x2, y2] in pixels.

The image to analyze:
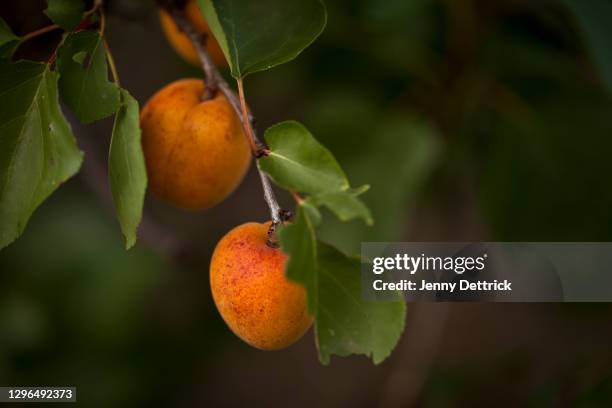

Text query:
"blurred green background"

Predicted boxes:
[[1, 0, 612, 406]]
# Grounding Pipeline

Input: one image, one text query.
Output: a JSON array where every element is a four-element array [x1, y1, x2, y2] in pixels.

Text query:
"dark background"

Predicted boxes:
[[1, 0, 611, 406]]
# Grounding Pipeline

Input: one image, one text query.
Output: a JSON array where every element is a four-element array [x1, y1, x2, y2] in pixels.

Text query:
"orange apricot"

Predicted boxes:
[[210, 222, 313, 350], [140, 78, 251, 210], [159, 0, 226, 66]]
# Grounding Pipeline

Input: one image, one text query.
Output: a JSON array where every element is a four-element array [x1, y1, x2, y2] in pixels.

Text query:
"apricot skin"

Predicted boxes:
[[159, 0, 226, 66], [210, 222, 313, 350], [140, 79, 251, 210]]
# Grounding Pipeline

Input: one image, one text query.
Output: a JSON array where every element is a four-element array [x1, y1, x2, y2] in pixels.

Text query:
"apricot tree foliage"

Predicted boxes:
[[0, 0, 406, 364]]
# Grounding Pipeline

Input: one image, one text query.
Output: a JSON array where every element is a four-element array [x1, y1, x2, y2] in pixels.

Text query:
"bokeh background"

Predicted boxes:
[[1, 0, 612, 406]]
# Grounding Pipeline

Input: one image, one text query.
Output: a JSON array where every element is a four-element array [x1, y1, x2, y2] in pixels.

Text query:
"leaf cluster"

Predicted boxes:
[[0, 0, 406, 365], [0, 0, 146, 251]]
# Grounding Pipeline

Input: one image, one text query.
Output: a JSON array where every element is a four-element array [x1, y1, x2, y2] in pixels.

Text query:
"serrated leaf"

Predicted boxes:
[[45, 0, 85, 30], [0, 17, 19, 47], [279, 208, 403, 364], [315, 242, 405, 365], [564, 0, 612, 92], [312, 187, 373, 225], [279, 204, 318, 313], [57, 30, 120, 123], [109, 89, 147, 249], [259, 121, 349, 194], [198, 0, 326, 78], [316, 116, 440, 255], [0, 61, 83, 249]]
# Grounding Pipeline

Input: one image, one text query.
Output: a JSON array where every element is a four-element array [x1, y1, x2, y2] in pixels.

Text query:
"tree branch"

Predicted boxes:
[[161, 0, 288, 242], [167, 7, 218, 99]]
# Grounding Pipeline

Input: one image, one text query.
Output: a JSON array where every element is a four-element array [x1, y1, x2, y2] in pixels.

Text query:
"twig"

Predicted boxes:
[[19, 0, 103, 44], [16, 23, 62, 65], [168, 8, 218, 99], [164, 0, 287, 242], [84, 0, 104, 18], [98, 4, 107, 34], [20, 0, 105, 64], [258, 163, 283, 222], [20, 24, 61, 42]]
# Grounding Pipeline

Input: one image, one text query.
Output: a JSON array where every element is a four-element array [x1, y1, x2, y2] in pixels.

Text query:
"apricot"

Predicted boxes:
[[159, 0, 226, 66], [140, 79, 251, 210], [210, 222, 313, 350]]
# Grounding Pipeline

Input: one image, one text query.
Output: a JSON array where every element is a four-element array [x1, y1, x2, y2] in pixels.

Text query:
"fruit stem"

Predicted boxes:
[[169, 7, 218, 100], [257, 162, 283, 225]]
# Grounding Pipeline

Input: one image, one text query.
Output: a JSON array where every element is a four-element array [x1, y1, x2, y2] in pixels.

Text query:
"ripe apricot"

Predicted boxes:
[[159, 0, 226, 66], [140, 79, 251, 210], [210, 222, 313, 350]]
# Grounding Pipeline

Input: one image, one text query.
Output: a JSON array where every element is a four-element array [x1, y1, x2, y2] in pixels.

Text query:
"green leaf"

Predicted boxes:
[[302, 200, 322, 226], [279, 207, 403, 364], [315, 242, 405, 365], [278, 204, 318, 313], [0, 17, 19, 47], [311, 186, 373, 225], [57, 30, 120, 123], [0, 61, 83, 249], [109, 89, 147, 249], [0, 42, 19, 60], [259, 121, 349, 194], [198, 0, 326, 78], [564, 0, 612, 92], [45, 0, 85, 30], [316, 115, 441, 255], [0, 18, 19, 59]]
